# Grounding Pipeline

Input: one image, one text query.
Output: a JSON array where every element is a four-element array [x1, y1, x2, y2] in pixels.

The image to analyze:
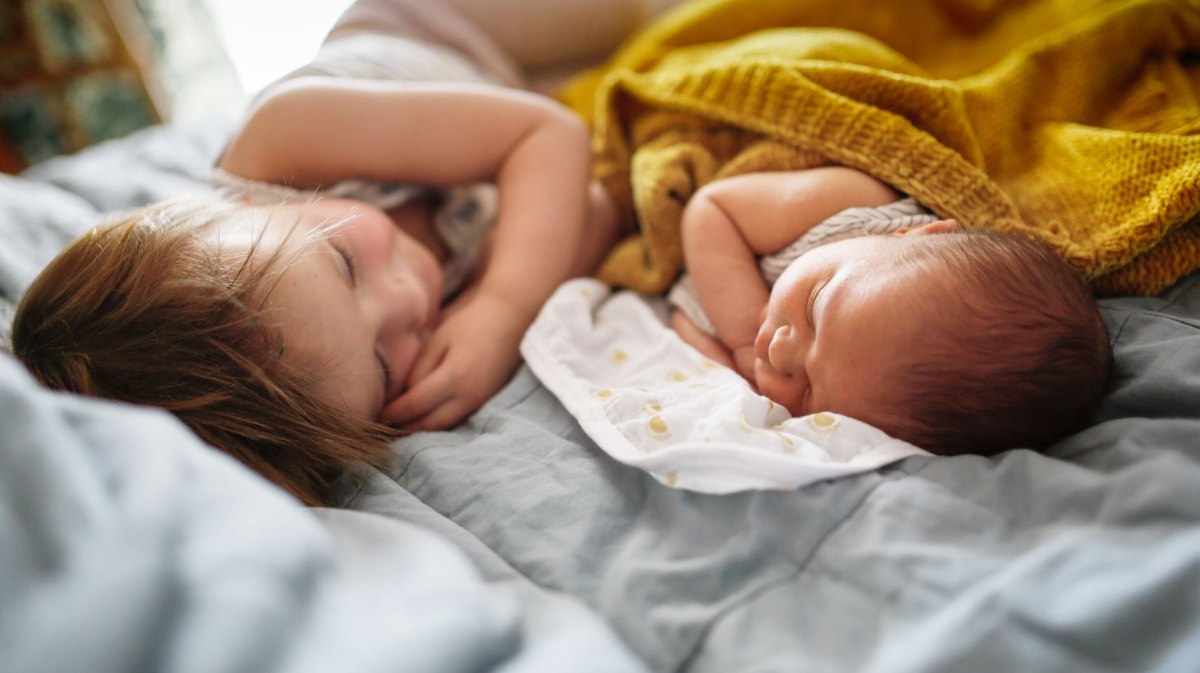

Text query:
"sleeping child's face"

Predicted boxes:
[[753, 228, 952, 425], [221, 199, 442, 420]]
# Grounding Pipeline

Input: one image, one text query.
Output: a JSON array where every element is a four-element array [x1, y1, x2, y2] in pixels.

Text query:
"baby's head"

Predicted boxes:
[[11, 195, 407, 504], [754, 223, 1112, 456]]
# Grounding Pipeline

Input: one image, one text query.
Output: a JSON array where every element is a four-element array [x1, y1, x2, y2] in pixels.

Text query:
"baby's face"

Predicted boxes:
[[754, 234, 941, 425], [222, 199, 442, 421]]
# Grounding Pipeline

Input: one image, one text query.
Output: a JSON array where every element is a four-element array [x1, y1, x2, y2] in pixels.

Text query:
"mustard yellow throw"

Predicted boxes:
[[562, 0, 1200, 295]]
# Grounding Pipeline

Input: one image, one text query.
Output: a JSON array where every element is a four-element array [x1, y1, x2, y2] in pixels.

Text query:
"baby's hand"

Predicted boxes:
[[381, 292, 525, 431], [731, 345, 757, 386], [670, 310, 736, 369]]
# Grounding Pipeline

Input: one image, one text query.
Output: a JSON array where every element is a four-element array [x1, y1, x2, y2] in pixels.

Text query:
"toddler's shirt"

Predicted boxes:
[[210, 4, 507, 301]]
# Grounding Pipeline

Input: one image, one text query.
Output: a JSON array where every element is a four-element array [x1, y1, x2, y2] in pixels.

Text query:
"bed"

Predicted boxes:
[[5, 4, 1200, 673], [0, 119, 647, 673], [2, 112, 1199, 673]]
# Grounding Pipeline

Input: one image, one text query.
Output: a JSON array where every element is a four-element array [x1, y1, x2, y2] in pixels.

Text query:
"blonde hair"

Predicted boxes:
[[874, 230, 1112, 456], [11, 195, 398, 505]]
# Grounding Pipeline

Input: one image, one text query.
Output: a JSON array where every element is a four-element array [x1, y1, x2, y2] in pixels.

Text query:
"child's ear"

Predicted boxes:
[[893, 219, 959, 236]]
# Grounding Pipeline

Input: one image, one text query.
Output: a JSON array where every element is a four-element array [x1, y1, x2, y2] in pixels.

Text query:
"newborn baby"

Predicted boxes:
[[670, 167, 1112, 456]]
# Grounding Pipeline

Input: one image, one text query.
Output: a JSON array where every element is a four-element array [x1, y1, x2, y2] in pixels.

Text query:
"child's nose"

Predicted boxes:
[[375, 278, 429, 337]]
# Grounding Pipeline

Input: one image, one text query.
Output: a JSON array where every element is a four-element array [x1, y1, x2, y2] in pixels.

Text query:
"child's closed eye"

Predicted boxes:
[[330, 241, 357, 285]]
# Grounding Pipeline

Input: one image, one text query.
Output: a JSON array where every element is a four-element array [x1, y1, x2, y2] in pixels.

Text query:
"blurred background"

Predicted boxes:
[[0, 0, 353, 172], [204, 0, 353, 99]]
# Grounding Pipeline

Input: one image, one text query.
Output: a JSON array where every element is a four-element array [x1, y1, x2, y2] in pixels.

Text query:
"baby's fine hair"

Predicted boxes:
[[11, 195, 396, 505], [875, 229, 1112, 456]]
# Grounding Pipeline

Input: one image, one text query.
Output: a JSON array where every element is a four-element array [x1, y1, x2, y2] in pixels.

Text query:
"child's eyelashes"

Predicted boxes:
[[331, 241, 358, 285]]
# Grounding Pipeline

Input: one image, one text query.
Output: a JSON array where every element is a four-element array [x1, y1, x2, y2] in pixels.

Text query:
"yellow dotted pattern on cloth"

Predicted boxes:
[[805, 412, 839, 435], [612, 350, 629, 364], [811, 412, 836, 427], [775, 432, 794, 452], [595, 389, 613, 399], [648, 414, 670, 439], [669, 371, 687, 382]]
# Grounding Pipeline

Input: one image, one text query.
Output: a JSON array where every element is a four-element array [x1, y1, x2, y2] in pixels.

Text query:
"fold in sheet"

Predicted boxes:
[[521, 279, 928, 493]]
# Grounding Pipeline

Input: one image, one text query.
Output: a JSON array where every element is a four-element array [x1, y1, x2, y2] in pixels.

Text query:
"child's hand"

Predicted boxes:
[[381, 292, 525, 432]]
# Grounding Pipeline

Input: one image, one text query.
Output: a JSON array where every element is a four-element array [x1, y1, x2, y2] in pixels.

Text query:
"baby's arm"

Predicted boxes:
[[681, 167, 900, 379], [222, 78, 593, 430], [671, 310, 737, 370]]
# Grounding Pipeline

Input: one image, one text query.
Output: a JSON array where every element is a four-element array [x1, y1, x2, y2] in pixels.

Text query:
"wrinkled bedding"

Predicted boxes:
[[3, 122, 1200, 673], [0, 355, 646, 673], [0, 121, 644, 673], [358, 274, 1200, 672]]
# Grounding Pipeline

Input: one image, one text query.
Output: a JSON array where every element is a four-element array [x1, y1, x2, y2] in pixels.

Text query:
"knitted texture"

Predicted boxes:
[[561, 0, 1200, 295]]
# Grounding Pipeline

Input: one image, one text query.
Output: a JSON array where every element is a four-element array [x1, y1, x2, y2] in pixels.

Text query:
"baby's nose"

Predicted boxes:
[[757, 325, 791, 365]]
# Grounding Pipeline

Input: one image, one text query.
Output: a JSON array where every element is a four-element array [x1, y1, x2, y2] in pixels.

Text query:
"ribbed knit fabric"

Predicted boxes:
[[561, 0, 1200, 295]]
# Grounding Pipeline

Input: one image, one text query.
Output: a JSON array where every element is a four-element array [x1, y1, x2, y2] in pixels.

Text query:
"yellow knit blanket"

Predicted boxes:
[[561, 0, 1200, 295]]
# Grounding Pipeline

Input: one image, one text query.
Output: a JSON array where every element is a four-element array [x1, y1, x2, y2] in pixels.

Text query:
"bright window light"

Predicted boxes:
[[202, 0, 355, 97]]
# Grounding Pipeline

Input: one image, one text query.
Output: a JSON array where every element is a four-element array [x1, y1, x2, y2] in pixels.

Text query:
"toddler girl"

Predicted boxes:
[[12, 0, 682, 504]]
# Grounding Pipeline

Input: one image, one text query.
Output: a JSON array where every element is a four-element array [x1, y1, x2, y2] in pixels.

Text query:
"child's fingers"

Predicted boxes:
[[399, 398, 471, 433], [380, 367, 456, 425], [408, 334, 451, 386]]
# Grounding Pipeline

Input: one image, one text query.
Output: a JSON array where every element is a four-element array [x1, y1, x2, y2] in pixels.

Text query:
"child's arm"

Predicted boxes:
[[221, 78, 593, 430], [681, 167, 899, 379]]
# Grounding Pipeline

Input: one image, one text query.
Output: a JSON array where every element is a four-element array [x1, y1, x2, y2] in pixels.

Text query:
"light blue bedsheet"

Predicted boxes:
[[0, 353, 646, 673], [0, 121, 644, 673], [4, 120, 1199, 673], [347, 276, 1200, 672]]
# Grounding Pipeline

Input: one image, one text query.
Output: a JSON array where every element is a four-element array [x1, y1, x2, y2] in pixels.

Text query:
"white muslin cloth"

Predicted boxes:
[[520, 279, 930, 494]]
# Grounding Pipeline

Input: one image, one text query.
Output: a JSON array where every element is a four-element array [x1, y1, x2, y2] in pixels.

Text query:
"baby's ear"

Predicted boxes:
[[894, 219, 959, 236]]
